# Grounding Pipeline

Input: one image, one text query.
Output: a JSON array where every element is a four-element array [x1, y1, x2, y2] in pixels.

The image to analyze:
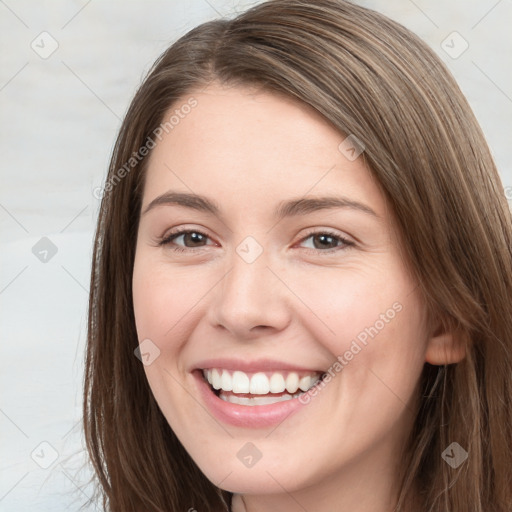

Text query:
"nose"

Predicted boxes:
[[207, 249, 292, 340]]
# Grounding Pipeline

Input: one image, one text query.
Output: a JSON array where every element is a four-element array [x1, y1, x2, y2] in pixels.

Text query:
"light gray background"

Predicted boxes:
[[1, 1, 510, 510]]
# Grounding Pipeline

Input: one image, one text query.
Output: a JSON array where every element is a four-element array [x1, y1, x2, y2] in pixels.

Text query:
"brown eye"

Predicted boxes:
[[159, 229, 214, 251], [299, 231, 354, 253], [311, 233, 339, 250], [174, 231, 208, 247]]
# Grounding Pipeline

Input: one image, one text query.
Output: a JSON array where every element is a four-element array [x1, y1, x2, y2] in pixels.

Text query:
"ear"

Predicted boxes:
[[425, 320, 466, 365]]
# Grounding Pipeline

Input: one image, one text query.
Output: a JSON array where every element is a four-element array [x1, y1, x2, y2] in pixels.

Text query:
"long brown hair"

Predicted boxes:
[[84, 1, 512, 510]]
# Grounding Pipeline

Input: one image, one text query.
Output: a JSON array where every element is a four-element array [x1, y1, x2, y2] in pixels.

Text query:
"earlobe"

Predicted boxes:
[[425, 328, 466, 365]]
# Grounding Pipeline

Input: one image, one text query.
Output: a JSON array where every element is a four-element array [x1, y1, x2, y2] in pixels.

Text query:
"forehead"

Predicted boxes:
[[142, 82, 387, 221]]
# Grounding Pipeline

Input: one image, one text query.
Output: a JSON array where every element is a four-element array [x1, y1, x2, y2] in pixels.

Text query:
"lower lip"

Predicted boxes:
[[193, 371, 310, 428]]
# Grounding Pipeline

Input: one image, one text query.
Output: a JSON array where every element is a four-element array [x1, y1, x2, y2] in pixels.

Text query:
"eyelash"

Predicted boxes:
[[158, 228, 355, 255]]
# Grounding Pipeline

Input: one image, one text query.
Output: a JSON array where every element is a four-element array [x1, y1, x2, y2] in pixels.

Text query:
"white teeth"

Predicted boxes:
[[299, 375, 312, 391], [220, 392, 301, 406], [249, 372, 270, 394], [221, 370, 232, 391], [232, 371, 250, 393], [285, 372, 300, 393], [299, 374, 320, 391], [203, 368, 321, 397], [211, 369, 222, 390], [269, 373, 286, 393]]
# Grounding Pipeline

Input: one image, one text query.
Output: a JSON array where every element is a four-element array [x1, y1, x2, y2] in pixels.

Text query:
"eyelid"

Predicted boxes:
[[294, 228, 355, 253], [296, 227, 355, 245], [158, 226, 355, 255], [158, 226, 217, 247]]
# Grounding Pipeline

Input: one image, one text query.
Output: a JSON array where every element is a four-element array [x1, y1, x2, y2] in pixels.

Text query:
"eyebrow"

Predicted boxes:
[[142, 191, 378, 219]]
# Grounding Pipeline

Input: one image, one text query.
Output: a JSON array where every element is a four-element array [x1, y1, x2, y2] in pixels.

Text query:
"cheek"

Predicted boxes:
[[291, 262, 427, 404], [132, 258, 214, 435], [290, 263, 424, 353], [132, 258, 211, 350]]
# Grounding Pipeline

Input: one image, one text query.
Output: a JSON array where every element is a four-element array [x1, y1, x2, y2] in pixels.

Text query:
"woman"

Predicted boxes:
[[84, 1, 512, 510]]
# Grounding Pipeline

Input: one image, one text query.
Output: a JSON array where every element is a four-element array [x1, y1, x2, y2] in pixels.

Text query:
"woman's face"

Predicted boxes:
[[132, 83, 429, 502]]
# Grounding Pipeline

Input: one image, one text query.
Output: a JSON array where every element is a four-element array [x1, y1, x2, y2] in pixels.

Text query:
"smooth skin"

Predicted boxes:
[[132, 83, 465, 512]]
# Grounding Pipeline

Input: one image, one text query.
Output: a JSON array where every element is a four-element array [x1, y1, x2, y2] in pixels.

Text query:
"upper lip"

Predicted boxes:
[[192, 358, 324, 373]]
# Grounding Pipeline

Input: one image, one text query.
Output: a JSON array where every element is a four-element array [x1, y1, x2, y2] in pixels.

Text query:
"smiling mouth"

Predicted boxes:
[[202, 368, 322, 406]]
